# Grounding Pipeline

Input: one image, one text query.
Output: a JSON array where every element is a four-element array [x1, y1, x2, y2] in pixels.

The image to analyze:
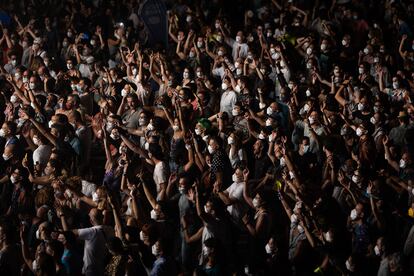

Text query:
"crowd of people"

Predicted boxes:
[[1, 0, 414, 275]]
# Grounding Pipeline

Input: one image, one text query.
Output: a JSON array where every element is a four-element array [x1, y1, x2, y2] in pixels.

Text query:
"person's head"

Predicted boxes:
[[58, 231, 77, 249], [148, 143, 163, 160], [88, 208, 103, 226], [208, 136, 221, 154], [127, 93, 139, 109], [107, 237, 124, 256], [45, 240, 64, 261], [253, 190, 268, 209], [37, 221, 52, 241], [0, 222, 14, 245], [36, 252, 56, 276], [44, 159, 61, 177], [0, 121, 17, 138]]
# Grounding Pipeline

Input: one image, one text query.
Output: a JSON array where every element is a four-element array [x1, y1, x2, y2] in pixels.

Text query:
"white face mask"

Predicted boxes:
[[234, 85, 241, 93], [345, 260, 354, 272], [67, 63, 73, 70], [308, 116, 315, 124], [356, 127, 364, 137], [208, 145, 215, 154], [32, 260, 38, 271], [306, 48, 313, 55], [320, 44, 327, 51], [139, 231, 145, 241], [147, 123, 154, 131], [232, 173, 238, 183], [221, 82, 228, 90], [235, 36, 241, 43], [265, 244, 273, 254], [236, 68, 242, 75], [227, 136, 234, 145], [252, 198, 259, 208], [232, 109, 239, 116], [204, 205, 210, 214], [392, 82, 399, 90], [352, 174, 360, 184], [290, 214, 298, 224], [323, 231, 333, 242], [363, 48, 369, 55], [121, 89, 128, 97], [267, 106, 274, 116], [150, 209, 158, 220], [110, 133, 120, 140], [305, 89, 311, 97], [358, 67, 364, 75], [10, 95, 18, 103], [197, 41, 203, 48], [152, 244, 160, 256], [202, 135, 209, 142], [10, 175, 19, 184], [36, 229, 41, 240], [357, 102, 365, 111], [399, 159, 406, 169], [350, 208, 358, 220], [132, 68, 138, 76], [265, 119, 272, 126], [178, 187, 185, 194], [258, 133, 265, 140], [92, 192, 99, 202], [279, 156, 285, 167], [297, 225, 304, 233], [195, 128, 202, 135], [370, 117, 376, 125], [0, 129, 6, 137], [217, 50, 223, 56], [303, 145, 310, 154], [173, 125, 179, 131], [189, 51, 195, 58], [29, 82, 36, 90], [374, 245, 381, 256]]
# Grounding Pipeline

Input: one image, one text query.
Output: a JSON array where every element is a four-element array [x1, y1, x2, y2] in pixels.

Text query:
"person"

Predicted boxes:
[[1, 1, 414, 275]]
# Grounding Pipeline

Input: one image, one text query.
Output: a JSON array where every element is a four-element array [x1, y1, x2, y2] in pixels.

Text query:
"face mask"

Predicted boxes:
[[183, 72, 189, 79], [346, 260, 354, 272], [147, 123, 154, 131], [121, 89, 128, 97], [399, 159, 406, 169], [266, 107, 273, 116], [202, 245, 211, 256], [197, 41, 203, 48], [305, 89, 311, 97], [62, 41, 68, 47], [208, 145, 214, 154], [17, 118, 26, 127], [29, 83, 36, 90], [173, 125, 179, 131], [358, 68, 364, 75], [92, 192, 99, 202], [139, 231, 145, 241], [288, 83, 294, 90], [297, 225, 304, 233], [0, 129, 6, 137], [139, 118, 147, 127], [178, 187, 185, 194], [23, 76, 29, 83], [308, 116, 315, 124], [306, 48, 313, 55], [252, 198, 259, 208], [227, 136, 234, 145], [279, 157, 285, 167], [323, 231, 333, 242], [265, 119, 272, 126], [356, 127, 363, 137], [150, 209, 158, 220], [232, 109, 239, 116], [204, 205, 211, 214], [306, 62, 312, 69], [352, 174, 360, 184], [232, 173, 238, 183], [67, 63, 73, 70], [119, 146, 127, 154], [236, 68, 242, 75], [186, 15, 192, 23], [363, 48, 369, 55], [350, 208, 358, 220], [189, 51, 195, 58], [370, 117, 376, 125], [152, 244, 160, 256], [234, 85, 241, 93], [33, 137, 40, 146], [373, 106, 380, 113], [10, 95, 18, 103], [221, 82, 228, 90], [258, 133, 265, 140], [374, 245, 381, 256], [195, 128, 201, 135], [110, 133, 120, 140], [202, 135, 209, 142], [36, 229, 41, 240], [144, 142, 150, 151], [357, 102, 365, 111], [320, 44, 327, 51], [236, 36, 241, 43], [265, 244, 273, 254], [392, 82, 399, 90], [303, 145, 310, 154], [10, 175, 19, 184]]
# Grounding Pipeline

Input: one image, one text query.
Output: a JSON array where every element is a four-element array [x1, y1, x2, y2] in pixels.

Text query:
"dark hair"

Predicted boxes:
[[149, 143, 164, 160], [107, 237, 125, 255], [4, 121, 17, 135]]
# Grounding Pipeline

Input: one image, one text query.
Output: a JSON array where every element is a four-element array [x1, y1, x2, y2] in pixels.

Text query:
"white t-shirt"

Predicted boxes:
[[81, 180, 97, 197], [77, 225, 114, 274], [220, 90, 237, 116], [32, 144, 52, 167], [225, 182, 244, 220]]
